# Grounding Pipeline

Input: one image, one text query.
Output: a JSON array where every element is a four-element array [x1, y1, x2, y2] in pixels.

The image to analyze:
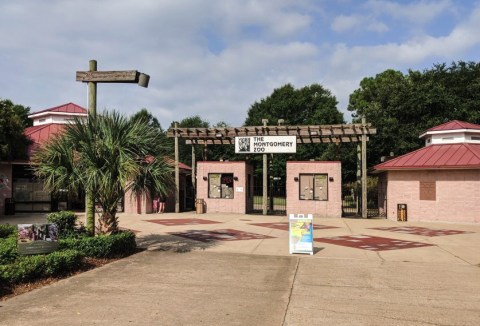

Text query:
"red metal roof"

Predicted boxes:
[[374, 143, 480, 171], [426, 120, 480, 132], [29, 103, 87, 116], [24, 123, 66, 158]]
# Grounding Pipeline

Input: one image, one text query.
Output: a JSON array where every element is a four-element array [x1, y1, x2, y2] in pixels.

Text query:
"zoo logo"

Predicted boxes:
[[238, 137, 250, 152]]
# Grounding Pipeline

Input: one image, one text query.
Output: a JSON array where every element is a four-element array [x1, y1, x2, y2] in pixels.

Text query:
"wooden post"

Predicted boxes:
[[356, 143, 361, 215], [175, 122, 180, 213], [85, 60, 97, 234], [191, 145, 196, 191], [262, 119, 268, 215], [361, 117, 367, 219]]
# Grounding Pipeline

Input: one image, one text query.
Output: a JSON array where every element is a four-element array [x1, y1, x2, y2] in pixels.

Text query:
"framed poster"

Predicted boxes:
[[289, 214, 313, 255]]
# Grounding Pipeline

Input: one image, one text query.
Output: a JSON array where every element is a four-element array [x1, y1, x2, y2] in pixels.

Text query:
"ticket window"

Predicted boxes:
[[299, 174, 328, 201], [208, 173, 234, 199]]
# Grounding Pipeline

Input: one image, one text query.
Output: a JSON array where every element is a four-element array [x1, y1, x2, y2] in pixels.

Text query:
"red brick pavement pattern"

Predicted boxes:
[[314, 235, 434, 251], [144, 218, 221, 226], [250, 222, 339, 231], [369, 226, 472, 237], [168, 229, 276, 242]]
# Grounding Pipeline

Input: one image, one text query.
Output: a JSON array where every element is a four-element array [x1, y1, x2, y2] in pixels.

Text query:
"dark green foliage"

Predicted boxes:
[[349, 61, 480, 167], [0, 234, 18, 265], [0, 250, 82, 285], [59, 231, 136, 258], [46, 211, 77, 237], [243, 83, 345, 179], [0, 99, 32, 161], [0, 224, 16, 239]]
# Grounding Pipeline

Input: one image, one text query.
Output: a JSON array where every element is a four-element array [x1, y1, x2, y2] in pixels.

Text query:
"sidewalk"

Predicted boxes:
[[1, 212, 479, 325]]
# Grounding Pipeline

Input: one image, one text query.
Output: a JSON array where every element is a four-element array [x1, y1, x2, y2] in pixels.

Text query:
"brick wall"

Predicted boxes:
[[286, 161, 342, 218], [385, 170, 480, 223], [197, 162, 253, 214]]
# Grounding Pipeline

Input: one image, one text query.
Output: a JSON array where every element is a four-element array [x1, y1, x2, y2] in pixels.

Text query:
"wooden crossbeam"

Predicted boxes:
[[167, 123, 376, 139]]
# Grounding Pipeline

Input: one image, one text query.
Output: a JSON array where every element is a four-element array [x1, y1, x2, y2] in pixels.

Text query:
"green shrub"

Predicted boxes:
[[0, 249, 83, 285], [59, 231, 136, 258], [0, 224, 16, 239], [0, 235, 18, 265], [46, 211, 77, 236]]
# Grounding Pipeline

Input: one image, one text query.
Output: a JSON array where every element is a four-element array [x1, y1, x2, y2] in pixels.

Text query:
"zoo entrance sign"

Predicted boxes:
[[235, 136, 297, 154]]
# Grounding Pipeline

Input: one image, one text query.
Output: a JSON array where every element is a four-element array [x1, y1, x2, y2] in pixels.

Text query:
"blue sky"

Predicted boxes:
[[1, 0, 479, 126]]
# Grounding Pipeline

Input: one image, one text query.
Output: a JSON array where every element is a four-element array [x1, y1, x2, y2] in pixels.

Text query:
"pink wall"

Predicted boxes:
[[123, 173, 189, 214], [196, 161, 253, 214], [286, 161, 342, 218], [0, 163, 13, 216], [384, 170, 480, 223]]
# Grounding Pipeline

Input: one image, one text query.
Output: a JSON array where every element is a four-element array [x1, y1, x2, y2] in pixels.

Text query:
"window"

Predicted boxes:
[[208, 173, 234, 199], [299, 174, 328, 201]]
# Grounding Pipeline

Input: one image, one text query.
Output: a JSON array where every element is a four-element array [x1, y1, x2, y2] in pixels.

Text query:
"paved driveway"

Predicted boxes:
[[1, 212, 479, 325]]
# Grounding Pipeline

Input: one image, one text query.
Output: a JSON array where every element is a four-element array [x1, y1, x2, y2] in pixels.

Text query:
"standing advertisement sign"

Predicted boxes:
[[289, 214, 313, 255]]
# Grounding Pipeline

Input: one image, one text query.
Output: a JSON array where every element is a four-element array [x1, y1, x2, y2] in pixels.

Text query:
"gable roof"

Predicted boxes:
[[374, 143, 480, 171]]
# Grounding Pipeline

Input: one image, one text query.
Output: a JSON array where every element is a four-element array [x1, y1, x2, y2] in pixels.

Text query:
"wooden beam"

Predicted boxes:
[[76, 70, 141, 83]]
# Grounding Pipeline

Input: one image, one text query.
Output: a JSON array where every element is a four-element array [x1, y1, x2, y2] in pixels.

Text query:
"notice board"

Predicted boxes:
[[289, 214, 313, 255]]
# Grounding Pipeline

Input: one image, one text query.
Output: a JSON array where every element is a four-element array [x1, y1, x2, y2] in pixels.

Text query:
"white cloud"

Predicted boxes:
[[366, 0, 454, 24], [331, 14, 388, 33]]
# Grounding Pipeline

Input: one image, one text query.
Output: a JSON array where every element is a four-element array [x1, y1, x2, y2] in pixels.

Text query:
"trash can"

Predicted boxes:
[[196, 198, 204, 214], [5, 198, 15, 215], [397, 204, 407, 222]]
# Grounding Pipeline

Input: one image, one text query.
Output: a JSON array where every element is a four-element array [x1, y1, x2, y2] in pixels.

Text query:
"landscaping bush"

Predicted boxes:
[[59, 231, 136, 258], [0, 234, 18, 265], [0, 224, 16, 239], [46, 211, 77, 237], [0, 249, 83, 285]]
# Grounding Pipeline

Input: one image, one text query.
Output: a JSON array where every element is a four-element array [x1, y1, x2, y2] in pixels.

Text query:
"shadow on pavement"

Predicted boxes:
[[136, 234, 217, 253]]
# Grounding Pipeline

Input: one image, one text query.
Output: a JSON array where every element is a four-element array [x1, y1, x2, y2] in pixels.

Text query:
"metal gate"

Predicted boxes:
[[341, 180, 380, 218], [252, 177, 286, 215]]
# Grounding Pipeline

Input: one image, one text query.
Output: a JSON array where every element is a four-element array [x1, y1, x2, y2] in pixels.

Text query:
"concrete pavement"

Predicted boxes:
[[0, 212, 479, 325]]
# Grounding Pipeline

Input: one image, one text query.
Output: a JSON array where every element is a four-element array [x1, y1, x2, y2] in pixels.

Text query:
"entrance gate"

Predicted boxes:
[[252, 176, 286, 215], [167, 120, 376, 217]]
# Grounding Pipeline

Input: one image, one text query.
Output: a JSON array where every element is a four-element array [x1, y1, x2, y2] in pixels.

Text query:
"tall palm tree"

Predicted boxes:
[[33, 111, 174, 234]]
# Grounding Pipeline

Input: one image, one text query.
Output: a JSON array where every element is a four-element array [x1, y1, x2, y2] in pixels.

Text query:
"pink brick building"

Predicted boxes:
[[286, 161, 342, 218], [374, 120, 480, 223], [196, 161, 254, 214]]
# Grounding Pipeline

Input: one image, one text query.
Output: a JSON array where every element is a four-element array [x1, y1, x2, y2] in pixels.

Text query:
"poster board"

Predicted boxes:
[[289, 214, 313, 255], [17, 223, 59, 255]]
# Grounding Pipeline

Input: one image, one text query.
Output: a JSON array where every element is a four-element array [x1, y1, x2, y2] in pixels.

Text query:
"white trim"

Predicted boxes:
[[419, 129, 480, 139], [28, 111, 87, 119]]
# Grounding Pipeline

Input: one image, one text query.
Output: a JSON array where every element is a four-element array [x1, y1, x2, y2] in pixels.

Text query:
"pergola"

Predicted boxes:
[[167, 120, 376, 217]]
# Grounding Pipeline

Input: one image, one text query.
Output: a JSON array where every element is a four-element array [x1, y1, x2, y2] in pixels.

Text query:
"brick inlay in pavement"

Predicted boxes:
[[369, 226, 471, 237], [169, 229, 275, 242], [250, 222, 339, 231], [144, 218, 221, 226], [314, 234, 434, 251]]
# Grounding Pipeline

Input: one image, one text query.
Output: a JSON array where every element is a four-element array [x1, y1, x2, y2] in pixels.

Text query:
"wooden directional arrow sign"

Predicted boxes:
[[76, 70, 150, 87]]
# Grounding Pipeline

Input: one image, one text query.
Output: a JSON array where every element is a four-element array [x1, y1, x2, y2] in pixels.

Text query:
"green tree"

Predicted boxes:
[[0, 99, 32, 160], [244, 84, 344, 178], [131, 108, 164, 131], [348, 61, 480, 166], [33, 111, 174, 234], [169, 115, 210, 166]]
